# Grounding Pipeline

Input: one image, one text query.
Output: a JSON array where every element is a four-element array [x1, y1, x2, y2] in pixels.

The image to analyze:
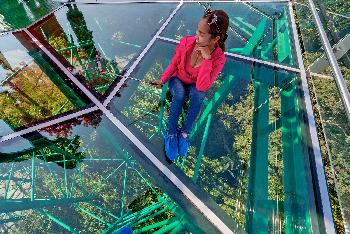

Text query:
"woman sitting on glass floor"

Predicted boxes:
[[153, 9, 229, 162]]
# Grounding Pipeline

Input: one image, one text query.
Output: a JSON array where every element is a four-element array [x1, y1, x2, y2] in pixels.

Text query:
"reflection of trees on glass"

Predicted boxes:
[[0, 62, 75, 129], [0, 51, 15, 75], [67, 4, 96, 57], [36, 4, 121, 94], [42, 111, 103, 138], [66, 4, 121, 94]]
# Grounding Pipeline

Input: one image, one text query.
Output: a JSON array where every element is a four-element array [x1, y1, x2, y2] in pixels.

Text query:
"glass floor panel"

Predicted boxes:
[[108, 39, 319, 233], [30, 3, 177, 95], [160, 2, 298, 68], [0, 32, 91, 136], [0, 111, 196, 233]]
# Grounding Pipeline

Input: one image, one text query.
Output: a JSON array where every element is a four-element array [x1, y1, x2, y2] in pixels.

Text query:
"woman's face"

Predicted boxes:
[[195, 18, 220, 47]]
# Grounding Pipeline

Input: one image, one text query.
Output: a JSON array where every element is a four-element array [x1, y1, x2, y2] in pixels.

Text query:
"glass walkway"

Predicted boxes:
[[0, 0, 349, 233]]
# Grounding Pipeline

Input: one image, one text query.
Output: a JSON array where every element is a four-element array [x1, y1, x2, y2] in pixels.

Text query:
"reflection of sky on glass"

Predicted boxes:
[[2, 50, 32, 68], [0, 121, 33, 153], [0, 34, 28, 52], [0, 34, 32, 82]]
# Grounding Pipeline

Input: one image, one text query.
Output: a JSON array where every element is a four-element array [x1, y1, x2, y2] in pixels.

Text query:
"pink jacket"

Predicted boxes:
[[160, 35, 226, 92]]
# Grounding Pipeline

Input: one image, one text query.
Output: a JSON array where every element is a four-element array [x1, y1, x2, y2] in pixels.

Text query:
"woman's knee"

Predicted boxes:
[[190, 87, 205, 102], [172, 90, 186, 102], [169, 76, 185, 100]]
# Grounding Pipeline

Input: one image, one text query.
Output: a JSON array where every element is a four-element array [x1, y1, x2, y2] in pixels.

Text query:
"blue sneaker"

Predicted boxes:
[[164, 134, 178, 161], [118, 226, 133, 234], [178, 133, 189, 157]]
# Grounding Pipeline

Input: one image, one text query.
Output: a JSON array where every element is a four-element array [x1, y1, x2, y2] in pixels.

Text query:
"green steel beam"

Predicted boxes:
[[4, 162, 15, 199], [40, 149, 72, 197], [276, 8, 292, 64], [192, 113, 212, 183], [37, 209, 79, 234], [261, 36, 278, 60], [133, 217, 177, 233], [190, 74, 235, 139], [246, 77, 270, 233], [0, 197, 96, 213], [229, 17, 255, 38], [261, 8, 292, 64], [153, 220, 181, 234], [229, 17, 268, 56], [280, 76, 312, 234], [75, 204, 112, 226], [31, 153, 36, 201]]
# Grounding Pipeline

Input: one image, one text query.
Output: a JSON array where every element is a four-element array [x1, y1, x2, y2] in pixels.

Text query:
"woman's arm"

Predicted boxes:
[[196, 55, 226, 92], [159, 37, 187, 84]]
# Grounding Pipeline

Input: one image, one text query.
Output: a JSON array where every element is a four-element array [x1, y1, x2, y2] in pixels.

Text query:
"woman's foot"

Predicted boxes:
[[179, 132, 190, 157], [164, 134, 179, 161]]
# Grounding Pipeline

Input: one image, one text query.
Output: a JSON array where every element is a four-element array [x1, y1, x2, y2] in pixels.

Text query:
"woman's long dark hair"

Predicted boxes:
[[203, 9, 229, 51]]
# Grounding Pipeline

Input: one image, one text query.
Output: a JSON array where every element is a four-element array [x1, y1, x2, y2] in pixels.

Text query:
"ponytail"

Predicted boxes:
[[218, 32, 228, 51]]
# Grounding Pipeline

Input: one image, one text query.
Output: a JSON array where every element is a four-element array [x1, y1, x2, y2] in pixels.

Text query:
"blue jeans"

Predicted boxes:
[[167, 76, 205, 136]]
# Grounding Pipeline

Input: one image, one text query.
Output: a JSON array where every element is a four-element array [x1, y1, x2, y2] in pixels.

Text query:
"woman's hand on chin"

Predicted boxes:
[[195, 45, 212, 60]]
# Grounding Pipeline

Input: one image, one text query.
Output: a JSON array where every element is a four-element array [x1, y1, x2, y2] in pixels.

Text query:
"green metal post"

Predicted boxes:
[[281, 76, 311, 234], [192, 113, 212, 183], [246, 77, 270, 233], [190, 74, 235, 139]]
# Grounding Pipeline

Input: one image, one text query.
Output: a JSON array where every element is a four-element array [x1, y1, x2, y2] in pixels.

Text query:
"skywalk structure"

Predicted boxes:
[[0, 0, 349, 233]]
